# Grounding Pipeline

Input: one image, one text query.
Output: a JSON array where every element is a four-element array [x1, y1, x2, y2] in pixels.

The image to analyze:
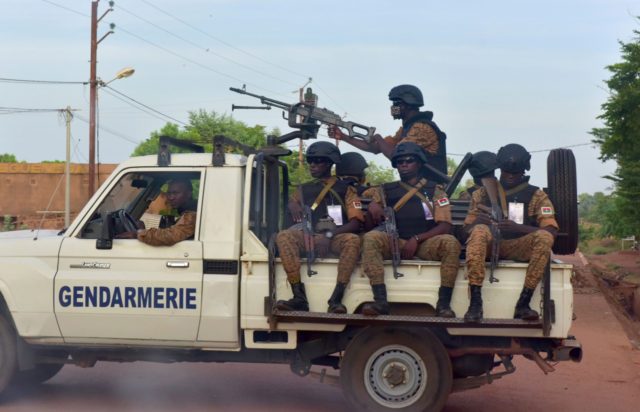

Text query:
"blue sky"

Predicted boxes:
[[1, 0, 638, 194]]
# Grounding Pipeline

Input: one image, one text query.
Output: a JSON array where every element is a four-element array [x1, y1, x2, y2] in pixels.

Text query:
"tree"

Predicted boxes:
[[591, 25, 640, 237], [0, 153, 18, 162]]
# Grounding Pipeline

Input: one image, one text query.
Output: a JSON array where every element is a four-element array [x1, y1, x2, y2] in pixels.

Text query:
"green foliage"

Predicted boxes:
[[2, 215, 16, 232], [132, 110, 275, 157], [41, 160, 64, 163], [366, 161, 396, 185], [0, 153, 18, 163], [591, 26, 640, 238]]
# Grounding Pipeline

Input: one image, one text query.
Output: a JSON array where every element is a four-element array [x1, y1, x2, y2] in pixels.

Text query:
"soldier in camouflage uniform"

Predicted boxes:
[[336, 152, 369, 196], [117, 178, 197, 246], [360, 142, 461, 316], [277, 142, 364, 314], [328, 85, 448, 176], [463, 144, 558, 322]]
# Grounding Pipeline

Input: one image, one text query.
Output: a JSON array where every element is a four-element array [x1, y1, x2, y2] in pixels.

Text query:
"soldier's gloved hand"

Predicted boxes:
[[401, 237, 418, 260], [327, 125, 346, 141], [368, 202, 384, 225], [288, 200, 303, 223], [314, 235, 331, 258]]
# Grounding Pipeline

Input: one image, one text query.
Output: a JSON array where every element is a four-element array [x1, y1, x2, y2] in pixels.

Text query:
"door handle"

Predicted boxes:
[[166, 261, 189, 268]]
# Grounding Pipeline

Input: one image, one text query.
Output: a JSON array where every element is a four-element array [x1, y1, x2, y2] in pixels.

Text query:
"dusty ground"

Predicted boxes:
[[580, 249, 640, 348]]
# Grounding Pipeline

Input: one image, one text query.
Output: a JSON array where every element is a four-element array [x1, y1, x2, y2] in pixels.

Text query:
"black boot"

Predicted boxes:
[[514, 287, 539, 320], [464, 285, 483, 323], [327, 283, 347, 314], [362, 284, 390, 316], [276, 282, 309, 311], [435, 286, 456, 318]]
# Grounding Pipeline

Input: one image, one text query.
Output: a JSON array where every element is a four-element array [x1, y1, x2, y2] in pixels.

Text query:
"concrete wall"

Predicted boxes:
[[0, 163, 117, 229]]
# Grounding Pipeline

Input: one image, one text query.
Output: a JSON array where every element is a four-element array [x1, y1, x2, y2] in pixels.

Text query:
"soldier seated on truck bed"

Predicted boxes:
[[335, 152, 370, 196], [277, 141, 364, 314], [116, 178, 197, 246], [463, 144, 558, 322], [360, 142, 461, 316]]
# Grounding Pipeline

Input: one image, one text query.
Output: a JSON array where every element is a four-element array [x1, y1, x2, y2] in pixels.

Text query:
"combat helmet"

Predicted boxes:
[[497, 143, 531, 173], [306, 141, 341, 164], [336, 152, 368, 176], [388, 84, 424, 107], [390, 142, 428, 168], [468, 151, 498, 179]]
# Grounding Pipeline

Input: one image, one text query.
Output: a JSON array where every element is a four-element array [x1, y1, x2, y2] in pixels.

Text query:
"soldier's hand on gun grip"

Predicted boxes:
[[368, 202, 384, 225], [401, 237, 418, 260], [474, 213, 492, 226], [498, 219, 520, 233], [288, 200, 303, 223], [327, 125, 346, 140], [314, 235, 331, 258]]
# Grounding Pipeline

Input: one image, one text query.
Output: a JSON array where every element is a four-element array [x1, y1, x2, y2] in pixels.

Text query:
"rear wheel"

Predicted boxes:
[[340, 327, 452, 412], [0, 315, 18, 394], [13, 363, 64, 386], [546, 149, 578, 255]]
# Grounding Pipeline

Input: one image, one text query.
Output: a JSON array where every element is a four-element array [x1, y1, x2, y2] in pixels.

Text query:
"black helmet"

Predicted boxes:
[[497, 143, 531, 173], [336, 152, 368, 176], [388, 85, 424, 107], [390, 142, 428, 168], [306, 141, 341, 164], [468, 151, 498, 179]]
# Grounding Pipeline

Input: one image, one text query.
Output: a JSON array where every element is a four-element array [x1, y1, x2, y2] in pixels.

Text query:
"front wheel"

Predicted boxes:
[[340, 327, 452, 412], [13, 363, 64, 386], [0, 315, 18, 394]]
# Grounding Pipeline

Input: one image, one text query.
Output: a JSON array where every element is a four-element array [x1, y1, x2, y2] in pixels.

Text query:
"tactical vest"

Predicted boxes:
[[481, 182, 539, 240], [383, 181, 437, 239], [403, 111, 447, 176], [300, 179, 350, 226]]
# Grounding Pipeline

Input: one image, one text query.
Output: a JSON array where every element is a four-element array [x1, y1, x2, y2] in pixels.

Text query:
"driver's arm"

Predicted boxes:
[[137, 211, 196, 246]]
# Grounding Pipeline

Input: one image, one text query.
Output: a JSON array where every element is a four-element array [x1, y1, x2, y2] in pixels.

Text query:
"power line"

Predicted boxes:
[[40, 0, 89, 18], [0, 77, 87, 85], [115, 4, 299, 88], [139, 0, 310, 80], [100, 88, 178, 124], [103, 85, 187, 126], [75, 113, 141, 145]]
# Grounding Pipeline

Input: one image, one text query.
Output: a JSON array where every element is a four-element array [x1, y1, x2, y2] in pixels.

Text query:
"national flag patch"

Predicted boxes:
[[541, 206, 553, 215], [437, 197, 450, 207], [353, 201, 362, 209]]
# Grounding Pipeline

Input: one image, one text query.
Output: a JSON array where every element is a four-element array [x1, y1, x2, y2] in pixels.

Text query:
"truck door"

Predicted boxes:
[[54, 169, 205, 344]]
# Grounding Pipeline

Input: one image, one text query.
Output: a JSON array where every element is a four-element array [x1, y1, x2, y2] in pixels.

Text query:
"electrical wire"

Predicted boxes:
[[0, 77, 87, 85], [101, 87, 186, 125], [40, 0, 89, 18], [116, 4, 299, 88], [103, 85, 187, 125], [74, 113, 141, 145], [139, 0, 310, 80]]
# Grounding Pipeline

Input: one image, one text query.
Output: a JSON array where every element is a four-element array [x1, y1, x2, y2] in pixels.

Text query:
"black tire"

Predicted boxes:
[[0, 315, 18, 394], [12, 363, 64, 386], [547, 149, 578, 255], [340, 327, 452, 412]]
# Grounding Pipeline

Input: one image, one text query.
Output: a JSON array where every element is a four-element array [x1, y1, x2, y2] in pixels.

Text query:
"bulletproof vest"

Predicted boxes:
[[383, 181, 437, 239], [481, 183, 539, 240], [300, 179, 350, 226], [402, 111, 447, 176]]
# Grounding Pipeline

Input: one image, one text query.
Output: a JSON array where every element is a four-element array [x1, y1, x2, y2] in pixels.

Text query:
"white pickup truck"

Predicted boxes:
[[0, 135, 581, 411]]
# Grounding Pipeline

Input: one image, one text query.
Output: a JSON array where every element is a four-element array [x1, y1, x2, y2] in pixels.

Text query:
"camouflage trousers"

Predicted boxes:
[[465, 224, 555, 289], [361, 231, 461, 287], [276, 229, 361, 284]]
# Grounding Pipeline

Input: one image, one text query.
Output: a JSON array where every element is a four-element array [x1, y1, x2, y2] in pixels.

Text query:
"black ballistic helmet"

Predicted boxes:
[[336, 152, 368, 176], [388, 85, 424, 107], [497, 143, 531, 173], [306, 141, 341, 164], [468, 151, 498, 179], [391, 142, 428, 168]]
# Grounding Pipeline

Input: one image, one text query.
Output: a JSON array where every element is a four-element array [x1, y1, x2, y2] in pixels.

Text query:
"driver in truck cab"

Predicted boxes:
[[278, 141, 364, 314], [117, 178, 197, 246]]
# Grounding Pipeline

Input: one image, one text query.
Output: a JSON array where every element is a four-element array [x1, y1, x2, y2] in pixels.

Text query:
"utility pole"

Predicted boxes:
[[88, 0, 114, 199], [62, 107, 78, 227], [296, 78, 313, 167]]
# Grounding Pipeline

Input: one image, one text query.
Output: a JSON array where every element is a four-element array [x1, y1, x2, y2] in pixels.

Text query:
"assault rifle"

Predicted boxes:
[[383, 206, 404, 279], [301, 204, 317, 277], [479, 177, 503, 283], [230, 87, 376, 143]]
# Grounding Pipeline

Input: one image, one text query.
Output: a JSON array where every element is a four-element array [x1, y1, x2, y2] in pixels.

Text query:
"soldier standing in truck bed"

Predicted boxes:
[[328, 84, 448, 176], [277, 141, 364, 314], [463, 144, 558, 322], [359, 142, 461, 316]]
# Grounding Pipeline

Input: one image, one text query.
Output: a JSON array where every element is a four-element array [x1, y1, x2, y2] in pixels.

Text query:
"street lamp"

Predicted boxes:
[[102, 67, 135, 86]]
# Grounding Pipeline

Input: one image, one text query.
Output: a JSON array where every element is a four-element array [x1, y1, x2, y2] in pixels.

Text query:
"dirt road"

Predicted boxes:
[[0, 254, 638, 411]]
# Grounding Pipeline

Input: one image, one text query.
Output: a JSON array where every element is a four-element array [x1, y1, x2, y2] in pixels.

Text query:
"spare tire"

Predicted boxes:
[[546, 149, 578, 255]]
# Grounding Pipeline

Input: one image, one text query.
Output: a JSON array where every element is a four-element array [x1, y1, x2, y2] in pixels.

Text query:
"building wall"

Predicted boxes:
[[0, 163, 117, 229]]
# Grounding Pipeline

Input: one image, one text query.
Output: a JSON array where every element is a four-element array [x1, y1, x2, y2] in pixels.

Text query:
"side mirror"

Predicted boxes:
[[96, 213, 114, 250]]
